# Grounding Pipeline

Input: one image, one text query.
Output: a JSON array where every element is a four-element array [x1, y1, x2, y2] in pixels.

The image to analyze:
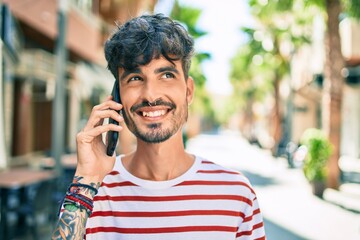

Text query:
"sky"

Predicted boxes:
[[155, 0, 254, 95]]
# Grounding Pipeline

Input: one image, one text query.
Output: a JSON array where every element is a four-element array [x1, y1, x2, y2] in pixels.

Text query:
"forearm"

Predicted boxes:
[[52, 95, 119, 239], [51, 206, 89, 240], [51, 176, 100, 240]]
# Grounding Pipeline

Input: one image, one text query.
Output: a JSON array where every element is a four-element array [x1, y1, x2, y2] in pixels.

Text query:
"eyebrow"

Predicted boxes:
[[154, 66, 179, 75], [120, 68, 141, 81], [120, 65, 180, 81]]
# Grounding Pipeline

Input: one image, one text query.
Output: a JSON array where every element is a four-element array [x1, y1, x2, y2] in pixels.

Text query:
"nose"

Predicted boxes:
[[141, 79, 161, 103]]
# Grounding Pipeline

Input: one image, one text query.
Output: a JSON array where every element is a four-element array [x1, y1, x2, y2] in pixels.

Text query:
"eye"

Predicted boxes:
[[161, 72, 175, 79], [128, 76, 142, 82]]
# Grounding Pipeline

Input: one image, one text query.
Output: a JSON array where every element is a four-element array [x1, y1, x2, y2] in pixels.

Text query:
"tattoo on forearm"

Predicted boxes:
[[52, 210, 87, 240], [51, 177, 100, 240]]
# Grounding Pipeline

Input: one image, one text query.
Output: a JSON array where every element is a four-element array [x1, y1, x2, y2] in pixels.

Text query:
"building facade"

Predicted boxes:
[[290, 16, 360, 178], [0, 0, 157, 168]]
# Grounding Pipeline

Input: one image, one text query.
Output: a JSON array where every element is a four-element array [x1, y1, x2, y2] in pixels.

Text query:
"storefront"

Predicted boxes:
[[340, 66, 360, 182], [1, 4, 23, 168]]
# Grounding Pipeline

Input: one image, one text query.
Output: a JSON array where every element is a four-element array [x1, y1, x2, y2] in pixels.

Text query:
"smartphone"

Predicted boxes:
[[106, 81, 121, 156]]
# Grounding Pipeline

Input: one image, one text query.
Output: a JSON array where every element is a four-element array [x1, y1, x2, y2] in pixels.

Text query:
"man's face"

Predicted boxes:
[[118, 57, 194, 143]]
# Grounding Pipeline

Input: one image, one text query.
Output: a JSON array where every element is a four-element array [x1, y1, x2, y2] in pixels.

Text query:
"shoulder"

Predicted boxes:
[[195, 156, 255, 194], [196, 156, 247, 178]]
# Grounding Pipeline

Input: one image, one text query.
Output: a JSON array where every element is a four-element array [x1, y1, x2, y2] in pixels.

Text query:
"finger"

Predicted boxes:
[[92, 99, 122, 112], [77, 123, 123, 144], [83, 101, 123, 131], [86, 109, 124, 129]]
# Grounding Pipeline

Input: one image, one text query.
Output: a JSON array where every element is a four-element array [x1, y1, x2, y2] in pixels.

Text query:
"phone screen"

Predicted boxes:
[[106, 81, 121, 156]]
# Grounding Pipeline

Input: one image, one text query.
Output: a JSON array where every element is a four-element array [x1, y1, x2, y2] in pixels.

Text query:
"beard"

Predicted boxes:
[[122, 100, 188, 144]]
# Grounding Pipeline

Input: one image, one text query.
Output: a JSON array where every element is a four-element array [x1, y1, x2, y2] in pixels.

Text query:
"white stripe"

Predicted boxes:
[[88, 231, 236, 240], [85, 155, 265, 239], [94, 198, 248, 213], [88, 215, 240, 228]]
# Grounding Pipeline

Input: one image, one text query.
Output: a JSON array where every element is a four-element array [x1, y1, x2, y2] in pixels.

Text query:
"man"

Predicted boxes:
[[52, 14, 265, 240]]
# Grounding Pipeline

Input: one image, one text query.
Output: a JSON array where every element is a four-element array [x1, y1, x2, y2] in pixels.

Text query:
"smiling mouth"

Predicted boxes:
[[141, 109, 168, 117], [135, 107, 173, 119], [132, 100, 176, 119]]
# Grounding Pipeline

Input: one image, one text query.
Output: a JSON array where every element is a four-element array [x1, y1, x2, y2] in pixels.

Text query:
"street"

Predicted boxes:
[[186, 130, 360, 240]]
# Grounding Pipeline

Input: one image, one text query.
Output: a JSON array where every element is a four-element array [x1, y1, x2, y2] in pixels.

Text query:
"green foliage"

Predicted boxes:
[[303, 0, 325, 9], [301, 128, 333, 182], [303, 0, 360, 18], [170, 0, 207, 39], [224, 0, 318, 140], [342, 0, 360, 18], [249, 0, 294, 14], [230, 45, 272, 105], [170, 0, 215, 121], [189, 55, 213, 117], [189, 53, 210, 88]]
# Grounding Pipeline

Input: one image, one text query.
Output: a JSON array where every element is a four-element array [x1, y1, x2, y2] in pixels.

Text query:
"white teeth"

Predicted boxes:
[[142, 110, 166, 117]]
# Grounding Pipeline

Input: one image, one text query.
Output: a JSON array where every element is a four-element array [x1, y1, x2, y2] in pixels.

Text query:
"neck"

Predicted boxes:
[[122, 131, 194, 181]]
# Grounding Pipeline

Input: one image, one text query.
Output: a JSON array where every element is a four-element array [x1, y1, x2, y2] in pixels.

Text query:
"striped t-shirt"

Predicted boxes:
[[85, 155, 265, 239]]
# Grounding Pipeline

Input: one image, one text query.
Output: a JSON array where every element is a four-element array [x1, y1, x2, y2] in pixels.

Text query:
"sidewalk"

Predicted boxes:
[[324, 183, 360, 213], [186, 130, 360, 240]]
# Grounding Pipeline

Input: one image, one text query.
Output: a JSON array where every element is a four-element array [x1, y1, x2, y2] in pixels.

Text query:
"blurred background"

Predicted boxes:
[[0, 0, 359, 239]]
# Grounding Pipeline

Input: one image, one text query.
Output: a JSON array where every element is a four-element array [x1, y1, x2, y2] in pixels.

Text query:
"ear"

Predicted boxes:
[[186, 76, 195, 105]]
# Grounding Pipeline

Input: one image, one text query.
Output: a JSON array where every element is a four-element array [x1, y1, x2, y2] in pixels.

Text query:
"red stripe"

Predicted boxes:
[[236, 222, 264, 237], [91, 209, 245, 218], [197, 169, 240, 174], [103, 174, 254, 195], [101, 181, 137, 188], [177, 180, 250, 187], [101, 179, 252, 190], [177, 180, 255, 194], [93, 194, 252, 206], [201, 160, 214, 164], [86, 225, 238, 235], [108, 171, 120, 175], [243, 208, 261, 223], [254, 236, 266, 240]]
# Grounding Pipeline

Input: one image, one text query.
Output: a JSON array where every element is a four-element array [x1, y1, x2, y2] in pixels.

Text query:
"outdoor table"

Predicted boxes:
[[0, 167, 56, 239]]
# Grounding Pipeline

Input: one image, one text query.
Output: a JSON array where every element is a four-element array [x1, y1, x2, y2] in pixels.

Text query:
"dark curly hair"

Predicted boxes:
[[104, 13, 194, 81]]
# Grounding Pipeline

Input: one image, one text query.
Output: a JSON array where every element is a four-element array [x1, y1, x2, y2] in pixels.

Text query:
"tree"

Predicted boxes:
[[229, 29, 273, 143], [249, 0, 360, 188], [170, 0, 216, 135], [230, 0, 312, 150], [320, 0, 360, 189]]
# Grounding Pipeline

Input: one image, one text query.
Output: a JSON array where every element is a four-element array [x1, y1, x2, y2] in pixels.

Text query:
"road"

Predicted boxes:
[[186, 130, 360, 240]]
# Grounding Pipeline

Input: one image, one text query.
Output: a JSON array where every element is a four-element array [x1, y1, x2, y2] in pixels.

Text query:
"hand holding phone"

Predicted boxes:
[[106, 81, 122, 156]]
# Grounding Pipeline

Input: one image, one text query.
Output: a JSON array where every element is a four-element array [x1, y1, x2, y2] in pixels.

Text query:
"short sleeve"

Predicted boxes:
[[236, 192, 266, 239]]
